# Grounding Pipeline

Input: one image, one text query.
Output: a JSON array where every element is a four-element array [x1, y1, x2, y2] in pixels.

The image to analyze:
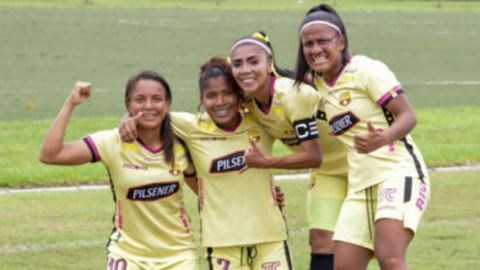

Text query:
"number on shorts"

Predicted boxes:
[[108, 258, 127, 270], [216, 258, 230, 270]]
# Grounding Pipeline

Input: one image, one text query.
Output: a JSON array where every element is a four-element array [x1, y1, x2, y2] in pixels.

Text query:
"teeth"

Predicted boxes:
[[143, 114, 156, 118], [242, 78, 254, 83], [215, 109, 229, 116], [313, 56, 327, 63]]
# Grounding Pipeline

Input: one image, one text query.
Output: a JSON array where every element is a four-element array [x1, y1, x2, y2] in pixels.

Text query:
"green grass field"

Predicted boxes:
[[1, 170, 479, 269], [1, 0, 479, 269]]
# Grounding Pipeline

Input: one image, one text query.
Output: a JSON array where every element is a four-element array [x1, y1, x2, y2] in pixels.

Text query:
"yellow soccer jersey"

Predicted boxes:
[[171, 112, 288, 248], [315, 55, 428, 192], [83, 129, 197, 261], [245, 76, 348, 176]]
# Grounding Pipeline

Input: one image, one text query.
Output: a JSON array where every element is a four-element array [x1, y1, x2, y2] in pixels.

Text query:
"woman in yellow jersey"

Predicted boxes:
[[230, 30, 348, 270], [120, 58, 293, 270], [294, 4, 430, 270], [39, 71, 199, 270]]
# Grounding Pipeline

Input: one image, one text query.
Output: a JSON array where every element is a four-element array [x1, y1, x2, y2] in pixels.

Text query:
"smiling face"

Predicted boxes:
[[301, 23, 345, 81], [230, 44, 272, 97], [126, 78, 171, 131], [201, 76, 241, 129]]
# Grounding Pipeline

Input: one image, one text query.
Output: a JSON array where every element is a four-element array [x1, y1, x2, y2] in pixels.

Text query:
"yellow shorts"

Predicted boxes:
[[333, 176, 430, 250], [205, 241, 293, 270], [307, 173, 348, 231], [106, 250, 199, 270]]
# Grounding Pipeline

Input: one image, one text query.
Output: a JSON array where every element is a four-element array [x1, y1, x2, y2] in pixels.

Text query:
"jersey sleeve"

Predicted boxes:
[[171, 112, 197, 141], [82, 129, 118, 165], [281, 80, 320, 142], [361, 59, 404, 106]]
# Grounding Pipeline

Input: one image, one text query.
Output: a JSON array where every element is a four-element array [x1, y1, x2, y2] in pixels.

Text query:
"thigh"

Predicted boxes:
[[307, 173, 348, 231], [334, 241, 372, 270]]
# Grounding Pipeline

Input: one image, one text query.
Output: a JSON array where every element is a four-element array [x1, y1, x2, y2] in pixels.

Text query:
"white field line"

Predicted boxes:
[[1, 165, 479, 195], [405, 80, 480, 86], [2, 220, 477, 255], [2, 80, 480, 96]]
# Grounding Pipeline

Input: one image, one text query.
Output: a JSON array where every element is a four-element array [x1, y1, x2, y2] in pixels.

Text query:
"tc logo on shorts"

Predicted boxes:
[[210, 150, 245, 173], [328, 111, 360, 136], [127, 182, 179, 201], [380, 188, 397, 203]]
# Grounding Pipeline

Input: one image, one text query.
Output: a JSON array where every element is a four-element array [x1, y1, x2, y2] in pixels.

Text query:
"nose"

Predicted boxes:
[[311, 43, 323, 54], [239, 62, 251, 74], [215, 95, 226, 106], [144, 98, 154, 109]]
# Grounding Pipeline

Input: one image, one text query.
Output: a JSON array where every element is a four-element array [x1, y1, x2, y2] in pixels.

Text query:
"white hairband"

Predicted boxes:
[[300, 21, 342, 35], [230, 39, 271, 55]]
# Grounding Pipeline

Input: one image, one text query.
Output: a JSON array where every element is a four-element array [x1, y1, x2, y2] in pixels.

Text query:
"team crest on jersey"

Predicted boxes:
[[169, 163, 181, 176], [339, 91, 351, 106], [248, 129, 260, 143], [283, 126, 294, 135]]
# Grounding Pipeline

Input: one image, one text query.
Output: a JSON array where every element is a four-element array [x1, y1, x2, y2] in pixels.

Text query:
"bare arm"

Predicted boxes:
[[39, 82, 94, 165], [353, 94, 417, 154]]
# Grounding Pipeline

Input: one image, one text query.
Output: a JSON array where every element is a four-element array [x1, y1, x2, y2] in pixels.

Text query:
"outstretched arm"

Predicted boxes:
[[39, 81, 94, 165]]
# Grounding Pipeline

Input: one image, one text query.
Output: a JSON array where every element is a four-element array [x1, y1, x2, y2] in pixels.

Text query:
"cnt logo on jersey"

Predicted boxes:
[[248, 129, 260, 143], [127, 181, 180, 201], [339, 91, 351, 106], [210, 150, 245, 173], [169, 163, 181, 176]]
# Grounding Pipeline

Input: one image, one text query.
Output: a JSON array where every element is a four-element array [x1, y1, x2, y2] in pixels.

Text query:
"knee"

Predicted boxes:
[[374, 250, 405, 270], [310, 229, 335, 253]]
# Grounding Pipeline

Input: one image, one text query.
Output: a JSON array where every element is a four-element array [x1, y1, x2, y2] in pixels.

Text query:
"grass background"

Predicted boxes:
[[1, 171, 479, 269], [0, 0, 479, 187], [0, 0, 479, 269]]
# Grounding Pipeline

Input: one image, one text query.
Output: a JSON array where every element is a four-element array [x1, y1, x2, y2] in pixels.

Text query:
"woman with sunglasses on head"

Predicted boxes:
[[230, 30, 349, 270], [295, 4, 430, 270]]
